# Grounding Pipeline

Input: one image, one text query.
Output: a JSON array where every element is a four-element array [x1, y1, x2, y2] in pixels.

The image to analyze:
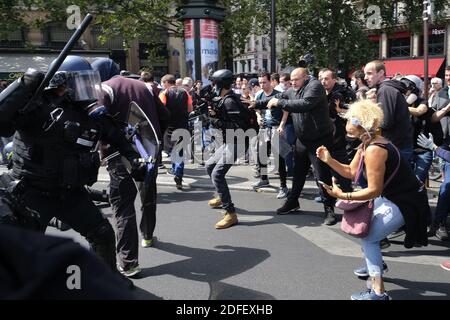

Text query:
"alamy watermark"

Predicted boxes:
[[66, 5, 81, 30], [366, 5, 382, 30], [66, 265, 81, 290], [169, 122, 292, 172]]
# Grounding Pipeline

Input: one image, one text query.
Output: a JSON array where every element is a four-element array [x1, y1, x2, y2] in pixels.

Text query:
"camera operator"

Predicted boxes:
[[206, 69, 250, 229], [318, 69, 353, 194]]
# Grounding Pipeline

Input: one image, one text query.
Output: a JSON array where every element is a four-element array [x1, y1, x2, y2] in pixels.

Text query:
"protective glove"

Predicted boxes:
[[22, 68, 45, 93], [417, 133, 437, 151], [130, 158, 147, 182]]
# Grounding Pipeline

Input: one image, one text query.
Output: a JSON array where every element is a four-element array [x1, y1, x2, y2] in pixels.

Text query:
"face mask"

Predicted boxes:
[[213, 85, 221, 97], [351, 80, 358, 91], [406, 93, 418, 105]]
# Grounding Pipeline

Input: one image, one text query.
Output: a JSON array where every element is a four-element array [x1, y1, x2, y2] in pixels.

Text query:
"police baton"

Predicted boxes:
[[21, 13, 94, 113]]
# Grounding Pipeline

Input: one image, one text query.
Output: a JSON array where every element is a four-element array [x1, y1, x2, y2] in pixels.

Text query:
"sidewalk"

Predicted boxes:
[[0, 157, 441, 204]]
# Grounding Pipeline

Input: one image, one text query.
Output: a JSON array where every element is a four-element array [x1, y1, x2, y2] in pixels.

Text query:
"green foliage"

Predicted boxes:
[[277, 0, 375, 74], [218, 0, 270, 68]]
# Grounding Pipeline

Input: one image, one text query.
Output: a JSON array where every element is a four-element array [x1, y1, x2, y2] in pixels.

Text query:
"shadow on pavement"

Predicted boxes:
[[385, 277, 450, 300], [235, 207, 339, 229], [140, 241, 271, 299], [131, 286, 164, 300], [158, 190, 215, 203], [208, 281, 275, 300]]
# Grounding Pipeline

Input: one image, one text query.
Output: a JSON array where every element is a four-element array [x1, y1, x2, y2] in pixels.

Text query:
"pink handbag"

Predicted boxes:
[[336, 199, 374, 238], [336, 143, 400, 238]]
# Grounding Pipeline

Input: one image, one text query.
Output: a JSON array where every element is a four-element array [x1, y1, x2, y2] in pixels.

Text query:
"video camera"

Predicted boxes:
[[193, 84, 221, 115]]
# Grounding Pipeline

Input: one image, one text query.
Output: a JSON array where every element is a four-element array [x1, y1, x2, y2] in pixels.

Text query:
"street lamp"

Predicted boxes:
[[423, 0, 431, 100], [270, 0, 276, 73]]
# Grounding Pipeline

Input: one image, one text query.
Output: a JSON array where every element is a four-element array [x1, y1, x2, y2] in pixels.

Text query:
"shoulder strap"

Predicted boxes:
[[354, 142, 401, 188]]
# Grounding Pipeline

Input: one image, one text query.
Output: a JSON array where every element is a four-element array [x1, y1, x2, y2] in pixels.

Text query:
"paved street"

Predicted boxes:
[[2, 157, 449, 300], [45, 178, 450, 300]]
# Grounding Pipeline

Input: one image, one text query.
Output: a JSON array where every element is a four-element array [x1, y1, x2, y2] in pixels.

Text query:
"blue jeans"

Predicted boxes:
[[400, 146, 414, 168], [171, 143, 184, 178], [434, 162, 450, 224], [362, 197, 405, 277], [412, 151, 433, 184]]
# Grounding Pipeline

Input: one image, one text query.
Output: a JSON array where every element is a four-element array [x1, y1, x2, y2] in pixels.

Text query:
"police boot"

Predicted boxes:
[[215, 211, 238, 229]]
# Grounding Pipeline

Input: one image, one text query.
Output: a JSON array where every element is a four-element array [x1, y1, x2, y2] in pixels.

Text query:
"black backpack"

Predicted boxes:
[[221, 93, 253, 131], [340, 85, 357, 105]]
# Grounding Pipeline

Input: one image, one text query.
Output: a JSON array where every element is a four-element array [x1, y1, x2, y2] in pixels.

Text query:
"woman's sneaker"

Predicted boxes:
[[353, 262, 388, 278], [351, 289, 391, 300]]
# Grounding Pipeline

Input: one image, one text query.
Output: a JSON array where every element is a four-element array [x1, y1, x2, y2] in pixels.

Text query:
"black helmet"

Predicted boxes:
[[298, 53, 315, 68], [399, 77, 419, 96], [210, 69, 233, 87]]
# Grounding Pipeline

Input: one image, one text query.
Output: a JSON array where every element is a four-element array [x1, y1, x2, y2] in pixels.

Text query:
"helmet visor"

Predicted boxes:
[[65, 70, 102, 102]]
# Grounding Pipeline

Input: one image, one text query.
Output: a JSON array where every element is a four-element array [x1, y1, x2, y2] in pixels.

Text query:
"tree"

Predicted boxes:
[[1, 0, 265, 70], [218, 0, 270, 69], [276, 0, 375, 76]]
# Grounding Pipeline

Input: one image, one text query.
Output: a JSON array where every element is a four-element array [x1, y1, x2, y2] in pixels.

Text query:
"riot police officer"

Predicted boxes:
[[0, 56, 145, 271], [206, 69, 252, 229]]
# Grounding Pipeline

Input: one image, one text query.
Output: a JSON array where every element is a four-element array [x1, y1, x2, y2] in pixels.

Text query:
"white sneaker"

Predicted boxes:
[[117, 265, 141, 277], [141, 238, 153, 248], [252, 179, 270, 189], [277, 187, 289, 199]]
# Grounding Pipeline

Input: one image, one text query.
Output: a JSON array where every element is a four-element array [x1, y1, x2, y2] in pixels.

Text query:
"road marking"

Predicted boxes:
[[283, 223, 443, 267]]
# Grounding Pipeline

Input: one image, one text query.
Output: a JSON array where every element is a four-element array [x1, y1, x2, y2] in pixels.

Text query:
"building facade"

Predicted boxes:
[[232, 31, 287, 75], [365, 2, 450, 78], [0, 11, 185, 82]]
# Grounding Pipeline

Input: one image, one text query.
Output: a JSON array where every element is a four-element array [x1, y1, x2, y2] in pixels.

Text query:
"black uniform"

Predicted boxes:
[[206, 91, 249, 213], [0, 72, 142, 270]]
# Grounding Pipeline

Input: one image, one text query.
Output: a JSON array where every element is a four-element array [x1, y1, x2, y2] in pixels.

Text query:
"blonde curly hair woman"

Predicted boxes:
[[316, 99, 429, 300]]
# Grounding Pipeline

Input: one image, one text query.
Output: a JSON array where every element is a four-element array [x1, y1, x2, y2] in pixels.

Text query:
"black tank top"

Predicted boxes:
[[367, 142, 421, 197]]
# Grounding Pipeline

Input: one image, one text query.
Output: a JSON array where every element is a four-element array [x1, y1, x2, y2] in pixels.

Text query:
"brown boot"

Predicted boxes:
[[215, 212, 238, 229], [208, 197, 222, 208]]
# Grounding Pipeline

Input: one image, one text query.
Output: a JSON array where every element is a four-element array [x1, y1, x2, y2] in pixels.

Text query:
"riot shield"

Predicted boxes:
[[125, 101, 160, 183]]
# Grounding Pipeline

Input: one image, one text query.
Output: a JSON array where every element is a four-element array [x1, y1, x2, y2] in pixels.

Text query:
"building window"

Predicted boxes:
[[263, 59, 268, 71], [91, 26, 124, 50], [388, 37, 410, 58], [43, 25, 82, 49], [0, 28, 25, 48], [240, 60, 246, 71], [262, 37, 267, 51], [247, 59, 252, 72], [371, 40, 380, 59], [234, 61, 238, 73], [139, 43, 168, 60], [419, 31, 445, 56]]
